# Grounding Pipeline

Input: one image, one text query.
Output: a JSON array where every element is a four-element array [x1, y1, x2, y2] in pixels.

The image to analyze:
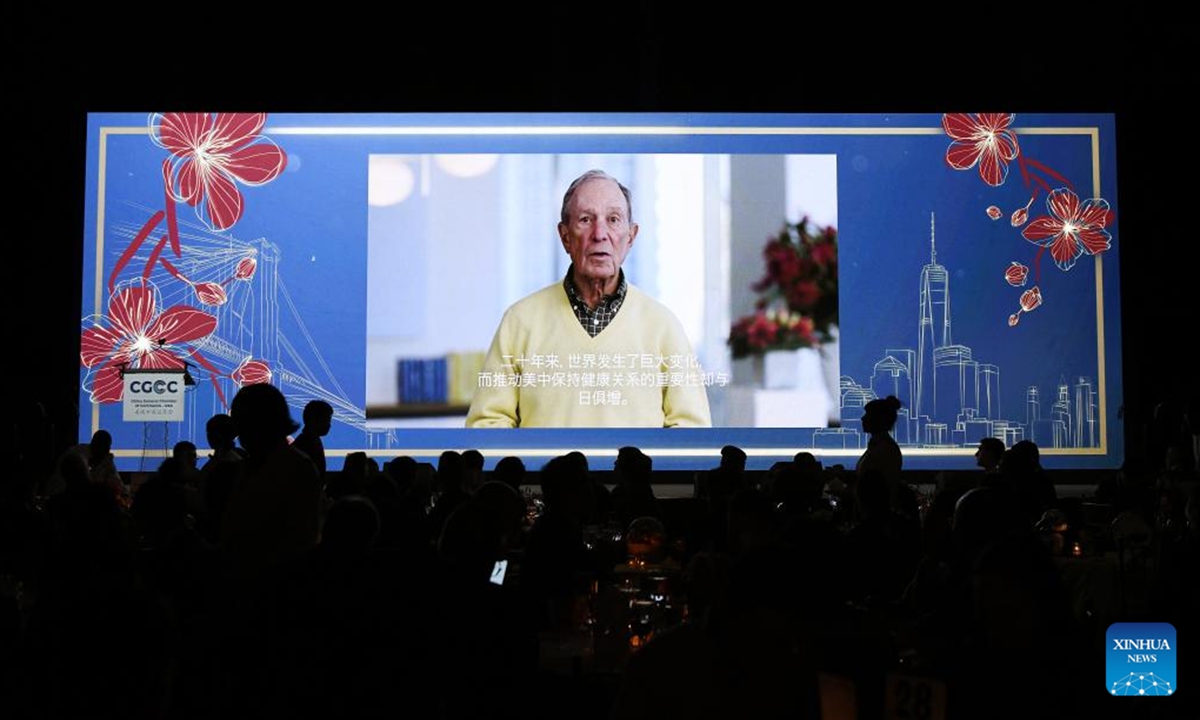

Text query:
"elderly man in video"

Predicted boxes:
[[466, 169, 711, 428]]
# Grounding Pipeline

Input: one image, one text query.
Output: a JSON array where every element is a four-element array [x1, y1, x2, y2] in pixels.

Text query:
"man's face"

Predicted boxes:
[[559, 178, 638, 286], [315, 415, 332, 437], [975, 443, 996, 469]]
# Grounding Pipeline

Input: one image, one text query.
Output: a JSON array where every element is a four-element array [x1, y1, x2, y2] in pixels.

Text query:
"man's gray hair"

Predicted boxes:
[[559, 169, 634, 225]]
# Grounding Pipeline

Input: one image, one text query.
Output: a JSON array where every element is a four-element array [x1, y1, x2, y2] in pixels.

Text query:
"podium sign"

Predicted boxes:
[[122, 371, 186, 421]]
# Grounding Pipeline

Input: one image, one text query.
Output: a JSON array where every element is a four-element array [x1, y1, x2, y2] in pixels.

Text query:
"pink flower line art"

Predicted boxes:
[[151, 113, 288, 232], [80, 279, 223, 403], [943, 113, 1020, 187], [1021, 188, 1112, 271]]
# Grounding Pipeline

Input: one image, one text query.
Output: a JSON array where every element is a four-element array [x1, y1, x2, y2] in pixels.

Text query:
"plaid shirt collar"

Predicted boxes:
[[563, 265, 627, 338]]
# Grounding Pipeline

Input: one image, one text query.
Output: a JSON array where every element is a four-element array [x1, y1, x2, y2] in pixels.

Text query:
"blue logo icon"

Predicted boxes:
[[1107, 623, 1176, 696]]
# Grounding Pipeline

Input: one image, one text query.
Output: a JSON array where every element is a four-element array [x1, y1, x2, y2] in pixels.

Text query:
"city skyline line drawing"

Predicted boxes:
[[824, 212, 1098, 451]]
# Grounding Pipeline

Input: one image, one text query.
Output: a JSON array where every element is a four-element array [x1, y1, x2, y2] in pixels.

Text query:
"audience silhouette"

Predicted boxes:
[[7, 383, 1198, 720]]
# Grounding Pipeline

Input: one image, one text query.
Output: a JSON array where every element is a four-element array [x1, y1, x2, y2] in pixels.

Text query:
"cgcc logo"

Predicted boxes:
[[129, 379, 180, 395]]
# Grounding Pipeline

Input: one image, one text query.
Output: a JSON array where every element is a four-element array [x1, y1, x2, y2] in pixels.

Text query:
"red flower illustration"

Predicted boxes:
[[80, 279, 217, 403], [1008, 287, 1043, 327], [1010, 207, 1029, 227], [1020, 286, 1043, 312], [1005, 262, 1029, 287], [151, 113, 288, 232], [232, 358, 272, 386], [194, 282, 228, 306], [235, 257, 258, 281], [1021, 188, 1111, 271], [987, 205, 1002, 220], [943, 113, 1020, 187]]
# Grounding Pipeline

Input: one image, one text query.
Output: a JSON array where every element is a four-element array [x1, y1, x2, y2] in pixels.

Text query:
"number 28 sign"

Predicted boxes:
[[885, 673, 946, 720]]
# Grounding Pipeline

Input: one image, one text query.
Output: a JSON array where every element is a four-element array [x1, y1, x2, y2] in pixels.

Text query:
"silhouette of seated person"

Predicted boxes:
[[904, 478, 975, 614], [726, 487, 776, 555], [435, 481, 536, 719], [376, 455, 437, 553], [943, 534, 1079, 720], [169, 440, 206, 514], [687, 447, 746, 557], [45, 429, 127, 506], [698, 444, 747, 500], [43, 449, 125, 553], [612, 544, 818, 720], [475, 480, 530, 557], [360, 470, 403, 550], [21, 446, 175, 720], [771, 457, 847, 593], [461, 448, 485, 494], [492, 455, 526, 493], [132, 457, 190, 549], [129, 456, 215, 629], [900, 485, 1030, 661], [439, 481, 525, 586], [792, 451, 830, 502], [767, 460, 803, 515], [383, 455, 417, 495], [320, 494, 380, 555], [328, 450, 376, 501], [565, 449, 611, 525], [280, 493, 439, 720], [202, 412, 245, 472], [974, 437, 1005, 474], [998, 439, 1056, 522], [428, 450, 471, 542], [522, 454, 600, 628], [173, 439, 199, 473], [611, 446, 660, 527]]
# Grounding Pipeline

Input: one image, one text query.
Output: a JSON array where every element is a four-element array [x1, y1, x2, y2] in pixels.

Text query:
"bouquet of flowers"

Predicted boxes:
[[728, 217, 839, 359], [728, 309, 816, 360]]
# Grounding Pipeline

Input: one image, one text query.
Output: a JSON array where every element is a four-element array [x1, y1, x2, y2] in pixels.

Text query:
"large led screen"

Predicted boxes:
[[79, 113, 1123, 470]]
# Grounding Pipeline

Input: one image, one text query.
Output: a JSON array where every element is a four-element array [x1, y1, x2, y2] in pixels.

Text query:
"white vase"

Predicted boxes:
[[762, 347, 824, 390], [819, 325, 841, 422]]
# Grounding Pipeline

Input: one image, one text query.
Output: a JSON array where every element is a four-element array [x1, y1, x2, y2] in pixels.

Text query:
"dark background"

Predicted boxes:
[[8, 8, 1194, 468]]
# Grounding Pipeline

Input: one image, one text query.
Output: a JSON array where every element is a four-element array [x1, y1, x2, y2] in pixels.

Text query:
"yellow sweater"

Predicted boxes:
[[466, 282, 712, 428]]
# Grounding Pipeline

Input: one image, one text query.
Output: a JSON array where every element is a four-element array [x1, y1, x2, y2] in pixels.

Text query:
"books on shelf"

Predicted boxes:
[[396, 351, 485, 405]]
